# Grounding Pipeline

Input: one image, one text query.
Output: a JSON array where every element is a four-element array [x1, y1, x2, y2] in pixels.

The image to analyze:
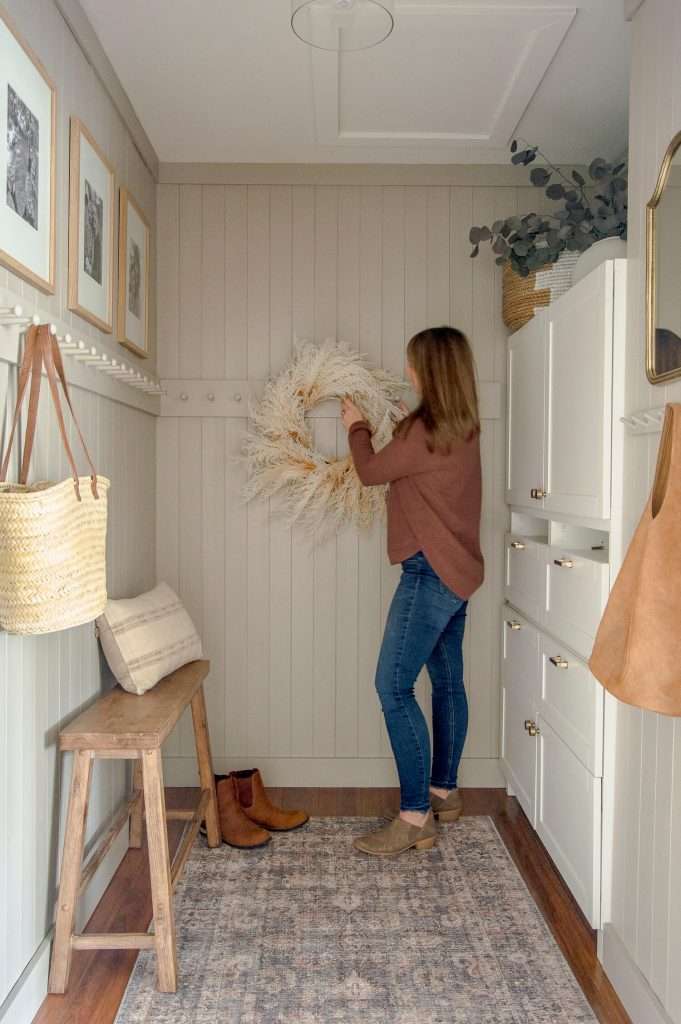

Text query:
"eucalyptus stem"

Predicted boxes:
[[516, 137, 588, 204]]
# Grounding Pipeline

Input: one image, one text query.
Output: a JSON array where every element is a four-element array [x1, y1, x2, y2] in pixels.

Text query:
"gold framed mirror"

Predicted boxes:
[[647, 129, 681, 384]]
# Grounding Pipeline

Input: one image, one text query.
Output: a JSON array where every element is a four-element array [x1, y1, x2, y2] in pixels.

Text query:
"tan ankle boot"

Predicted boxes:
[[232, 769, 309, 832], [216, 775, 271, 849], [354, 811, 437, 857], [430, 788, 463, 822], [383, 788, 463, 823]]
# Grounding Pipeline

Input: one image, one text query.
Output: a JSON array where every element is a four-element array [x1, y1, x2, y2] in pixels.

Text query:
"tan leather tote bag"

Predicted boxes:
[[589, 403, 681, 715], [0, 325, 110, 635]]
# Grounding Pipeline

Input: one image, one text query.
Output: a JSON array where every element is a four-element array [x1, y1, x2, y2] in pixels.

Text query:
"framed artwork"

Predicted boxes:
[[0, 5, 56, 293], [68, 118, 115, 332], [117, 187, 149, 358]]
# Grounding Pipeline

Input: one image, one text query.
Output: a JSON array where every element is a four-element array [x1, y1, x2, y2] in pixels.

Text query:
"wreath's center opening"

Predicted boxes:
[[303, 397, 342, 461]]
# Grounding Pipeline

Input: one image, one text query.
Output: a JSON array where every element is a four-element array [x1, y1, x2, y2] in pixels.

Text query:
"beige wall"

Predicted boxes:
[[0, 2, 158, 1021], [154, 170, 551, 789], [603, 1, 681, 1021]]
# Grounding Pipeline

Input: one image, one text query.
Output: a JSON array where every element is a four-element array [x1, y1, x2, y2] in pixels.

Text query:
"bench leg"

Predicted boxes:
[[190, 684, 221, 848], [49, 750, 94, 994], [142, 748, 178, 992], [129, 759, 144, 848]]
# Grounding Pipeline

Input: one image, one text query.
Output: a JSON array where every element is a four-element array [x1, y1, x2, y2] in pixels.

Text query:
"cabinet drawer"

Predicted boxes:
[[539, 640, 603, 776], [504, 535, 546, 625], [501, 612, 540, 826], [545, 548, 609, 658], [536, 718, 602, 928]]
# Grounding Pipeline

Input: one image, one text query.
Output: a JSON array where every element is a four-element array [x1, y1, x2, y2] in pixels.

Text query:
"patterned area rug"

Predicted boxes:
[[115, 816, 596, 1024]]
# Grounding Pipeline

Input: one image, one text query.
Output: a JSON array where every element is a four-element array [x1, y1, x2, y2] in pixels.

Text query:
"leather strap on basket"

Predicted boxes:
[[0, 325, 99, 500]]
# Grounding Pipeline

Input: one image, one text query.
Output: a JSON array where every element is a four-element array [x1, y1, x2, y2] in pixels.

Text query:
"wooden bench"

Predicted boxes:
[[48, 659, 221, 995]]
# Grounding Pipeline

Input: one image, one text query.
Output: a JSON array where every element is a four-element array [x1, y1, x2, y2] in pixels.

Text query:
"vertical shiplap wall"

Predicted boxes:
[[156, 175, 534, 788], [0, 1, 157, 1018], [604, 1, 681, 1021]]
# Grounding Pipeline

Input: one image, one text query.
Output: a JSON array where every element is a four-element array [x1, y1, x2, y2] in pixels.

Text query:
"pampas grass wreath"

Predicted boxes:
[[243, 341, 409, 536]]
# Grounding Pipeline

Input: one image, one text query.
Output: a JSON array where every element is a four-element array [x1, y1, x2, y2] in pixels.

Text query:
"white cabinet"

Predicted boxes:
[[504, 533, 546, 626], [506, 261, 624, 522], [501, 612, 540, 826], [536, 717, 602, 928], [545, 545, 610, 660], [544, 266, 613, 520], [501, 260, 625, 932], [539, 638, 603, 778], [506, 312, 546, 508]]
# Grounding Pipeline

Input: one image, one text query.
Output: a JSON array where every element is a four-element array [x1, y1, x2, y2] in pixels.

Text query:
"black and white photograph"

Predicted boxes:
[[127, 237, 141, 318], [68, 118, 114, 332], [0, 9, 55, 292], [6, 83, 39, 230], [117, 187, 149, 357], [83, 178, 103, 283]]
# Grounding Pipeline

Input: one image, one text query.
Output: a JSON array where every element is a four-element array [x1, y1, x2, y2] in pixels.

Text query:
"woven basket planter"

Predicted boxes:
[[502, 251, 579, 333]]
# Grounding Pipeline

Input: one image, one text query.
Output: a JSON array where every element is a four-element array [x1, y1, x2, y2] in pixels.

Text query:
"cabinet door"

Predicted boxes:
[[539, 639, 604, 777], [506, 312, 547, 509], [501, 613, 540, 826], [504, 534, 546, 626], [536, 717, 602, 927], [544, 263, 613, 520]]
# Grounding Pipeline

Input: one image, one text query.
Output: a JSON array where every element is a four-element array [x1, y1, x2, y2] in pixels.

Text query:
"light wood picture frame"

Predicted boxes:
[[68, 118, 115, 332], [117, 187, 150, 358], [0, 4, 56, 293]]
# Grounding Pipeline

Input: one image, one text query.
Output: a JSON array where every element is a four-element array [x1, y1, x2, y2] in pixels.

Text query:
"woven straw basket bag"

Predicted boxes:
[[502, 251, 579, 332], [0, 325, 109, 635]]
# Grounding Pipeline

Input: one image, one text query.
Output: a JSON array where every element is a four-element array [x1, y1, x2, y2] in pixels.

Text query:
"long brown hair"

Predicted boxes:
[[394, 326, 480, 452]]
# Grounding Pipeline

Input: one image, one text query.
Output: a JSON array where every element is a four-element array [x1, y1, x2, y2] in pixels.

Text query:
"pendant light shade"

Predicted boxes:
[[291, 0, 394, 52]]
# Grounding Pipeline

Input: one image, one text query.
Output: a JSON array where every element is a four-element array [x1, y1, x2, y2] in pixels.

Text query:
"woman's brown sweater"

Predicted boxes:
[[348, 417, 484, 600]]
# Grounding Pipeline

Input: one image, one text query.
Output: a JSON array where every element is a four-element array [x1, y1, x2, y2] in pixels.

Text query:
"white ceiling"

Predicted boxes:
[[77, 0, 630, 165]]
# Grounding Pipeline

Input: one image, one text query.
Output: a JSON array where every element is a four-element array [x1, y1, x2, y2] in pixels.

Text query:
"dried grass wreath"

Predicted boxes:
[[243, 341, 409, 535]]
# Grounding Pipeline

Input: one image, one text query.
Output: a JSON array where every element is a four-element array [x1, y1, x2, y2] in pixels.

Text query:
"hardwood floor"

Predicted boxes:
[[33, 787, 630, 1024]]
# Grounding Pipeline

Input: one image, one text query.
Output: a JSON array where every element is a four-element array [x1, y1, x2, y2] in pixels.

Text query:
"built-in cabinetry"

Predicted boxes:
[[501, 260, 626, 929]]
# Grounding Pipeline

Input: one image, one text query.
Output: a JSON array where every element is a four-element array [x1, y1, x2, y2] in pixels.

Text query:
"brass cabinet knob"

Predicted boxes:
[[549, 655, 569, 669], [528, 723, 540, 737], [524, 719, 533, 731], [530, 488, 547, 499], [510, 540, 526, 550], [506, 620, 522, 631], [553, 558, 574, 568]]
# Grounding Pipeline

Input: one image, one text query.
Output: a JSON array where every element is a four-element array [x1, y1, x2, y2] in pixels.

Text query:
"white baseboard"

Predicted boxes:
[[600, 924, 674, 1024], [161, 755, 504, 789], [0, 828, 129, 1024]]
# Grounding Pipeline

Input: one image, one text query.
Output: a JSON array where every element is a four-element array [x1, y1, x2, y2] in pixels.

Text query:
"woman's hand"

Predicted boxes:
[[341, 396, 365, 431]]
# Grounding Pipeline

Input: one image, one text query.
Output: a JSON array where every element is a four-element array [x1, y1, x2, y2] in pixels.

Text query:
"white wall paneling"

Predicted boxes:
[[156, 177, 527, 789], [0, 2, 158, 1021], [599, 2, 681, 1024]]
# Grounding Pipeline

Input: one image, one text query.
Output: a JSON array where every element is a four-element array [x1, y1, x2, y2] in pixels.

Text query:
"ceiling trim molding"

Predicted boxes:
[[54, 0, 160, 181], [158, 161, 588, 187], [311, 3, 576, 149]]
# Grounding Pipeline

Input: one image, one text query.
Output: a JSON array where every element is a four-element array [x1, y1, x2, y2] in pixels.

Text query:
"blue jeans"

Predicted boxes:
[[375, 551, 468, 812]]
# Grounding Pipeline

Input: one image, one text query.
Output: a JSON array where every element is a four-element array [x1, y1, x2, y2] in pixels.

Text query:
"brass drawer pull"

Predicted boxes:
[[549, 655, 569, 669], [530, 488, 547, 500], [510, 540, 526, 550], [527, 722, 540, 737], [506, 620, 522, 630], [553, 558, 574, 568]]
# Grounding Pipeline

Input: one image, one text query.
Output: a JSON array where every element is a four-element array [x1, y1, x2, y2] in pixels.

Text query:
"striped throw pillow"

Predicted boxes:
[[97, 582, 202, 695]]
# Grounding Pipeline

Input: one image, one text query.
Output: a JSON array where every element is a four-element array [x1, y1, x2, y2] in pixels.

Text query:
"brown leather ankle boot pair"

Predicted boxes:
[[215, 769, 309, 850]]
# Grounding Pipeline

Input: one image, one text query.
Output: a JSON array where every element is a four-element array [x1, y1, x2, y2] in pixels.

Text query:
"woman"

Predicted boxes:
[[341, 326, 484, 857]]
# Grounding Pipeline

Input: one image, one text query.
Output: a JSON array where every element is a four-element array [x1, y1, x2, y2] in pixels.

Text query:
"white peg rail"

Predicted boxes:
[[620, 405, 665, 434], [0, 292, 162, 416]]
